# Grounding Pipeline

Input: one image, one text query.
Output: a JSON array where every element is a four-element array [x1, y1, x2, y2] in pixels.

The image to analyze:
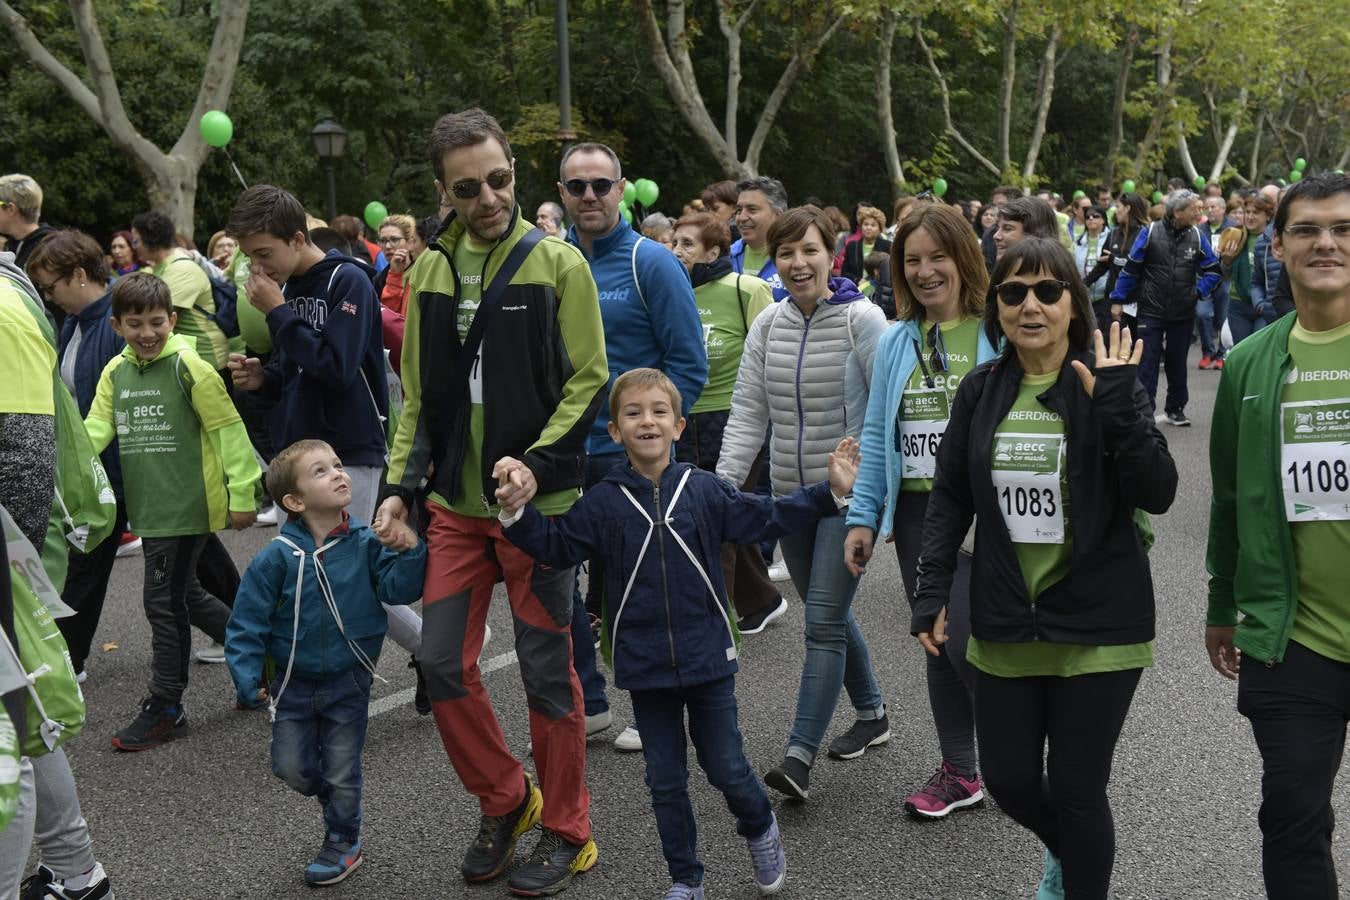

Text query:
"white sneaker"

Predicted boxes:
[[255, 504, 281, 527], [585, 708, 613, 736], [767, 562, 791, 583], [115, 535, 142, 558], [194, 641, 226, 663], [76, 670, 88, 685], [614, 725, 643, 752]]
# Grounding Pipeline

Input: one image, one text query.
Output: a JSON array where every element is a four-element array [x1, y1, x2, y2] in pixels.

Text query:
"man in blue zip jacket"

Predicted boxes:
[[558, 142, 707, 751], [730, 177, 789, 301]]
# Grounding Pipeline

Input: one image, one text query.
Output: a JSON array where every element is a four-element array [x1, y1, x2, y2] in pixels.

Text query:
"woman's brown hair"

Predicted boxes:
[[767, 205, 837, 260], [891, 204, 988, 322]]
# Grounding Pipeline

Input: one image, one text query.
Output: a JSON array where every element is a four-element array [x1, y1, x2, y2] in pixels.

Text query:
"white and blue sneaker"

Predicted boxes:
[[304, 833, 363, 886], [747, 814, 786, 895], [1036, 847, 1065, 900]]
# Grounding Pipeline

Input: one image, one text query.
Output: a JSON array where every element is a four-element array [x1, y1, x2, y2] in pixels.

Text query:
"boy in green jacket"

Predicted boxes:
[[84, 273, 261, 752], [1206, 171, 1350, 900]]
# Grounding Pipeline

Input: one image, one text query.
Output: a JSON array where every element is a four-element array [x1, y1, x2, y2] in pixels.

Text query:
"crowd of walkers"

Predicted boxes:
[[0, 108, 1346, 900]]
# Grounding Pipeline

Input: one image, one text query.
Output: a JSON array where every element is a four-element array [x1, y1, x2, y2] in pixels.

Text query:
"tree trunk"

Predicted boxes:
[[1105, 24, 1138, 183], [717, 0, 760, 164], [1207, 86, 1248, 182], [1022, 23, 1061, 180], [1248, 112, 1264, 182], [1129, 32, 1174, 178], [998, 0, 1020, 174], [874, 9, 905, 197], [914, 18, 1002, 177]]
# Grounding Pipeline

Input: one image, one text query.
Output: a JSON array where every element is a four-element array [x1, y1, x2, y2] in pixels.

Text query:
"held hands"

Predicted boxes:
[[916, 607, 949, 657], [1205, 626, 1240, 680], [1071, 322, 1143, 398], [843, 526, 874, 577], [492, 457, 538, 516], [229, 510, 257, 530], [245, 265, 286, 313], [376, 516, 419, 552], [827, 437, 861, 498], [227, 352, 265, 391], [372, 496, 408, 545]]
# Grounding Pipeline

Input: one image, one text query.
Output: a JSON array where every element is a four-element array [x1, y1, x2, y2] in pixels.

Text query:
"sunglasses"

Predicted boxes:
[[996, 279, 1068, 306], [448, 168, 514, 200], [926, 324, 947, 374], [563, 178, 618, 199]]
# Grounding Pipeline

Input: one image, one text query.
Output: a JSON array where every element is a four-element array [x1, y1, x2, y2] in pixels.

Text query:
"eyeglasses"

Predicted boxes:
[[563, 178, 618, 199], [448, 168, 514, 200], [996, 279, 1068, 306], [1282, 222, 1350, 243], [33, 275, 67, 297], [377, 235, 406, 246]]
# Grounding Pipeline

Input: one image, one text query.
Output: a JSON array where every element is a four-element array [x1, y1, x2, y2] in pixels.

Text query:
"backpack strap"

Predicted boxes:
[[456, 228, 547, 383], [630, 236, 648, 313]]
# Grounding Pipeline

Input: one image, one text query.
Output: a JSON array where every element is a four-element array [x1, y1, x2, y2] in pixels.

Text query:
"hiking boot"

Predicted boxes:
[[409, 656, 431, 716], [826, 712, 891, 760], [461, 774, 542, 883], [20, 862, 113, 899], [111, 697, 188, 751], [304, 833, 363, 886], [746, 814, 787, 895], [506, 828, 598, 897], [763, 757, 810, 801], [738, 596, 788, 636], [904, 761, 985, 819]]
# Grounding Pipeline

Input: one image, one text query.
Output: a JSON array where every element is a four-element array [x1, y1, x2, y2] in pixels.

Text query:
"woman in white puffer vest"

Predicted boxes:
[[717, 205, 891, 802]]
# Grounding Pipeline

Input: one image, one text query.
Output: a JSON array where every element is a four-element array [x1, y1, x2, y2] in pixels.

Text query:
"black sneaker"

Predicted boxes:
[[763, 757, 810, 801], [506, 828, 598, 897], [1165, 410, 1192, 427], [409, 656, 431, 716], [738, 596, 788, 636], [111, 697, 188, 751], [21, 862, 113, 899], [826, 713, 891, 760], [461, 774, 543, 882]]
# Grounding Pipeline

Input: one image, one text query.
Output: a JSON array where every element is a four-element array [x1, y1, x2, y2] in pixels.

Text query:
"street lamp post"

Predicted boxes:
[[310, 118, 349, 222]]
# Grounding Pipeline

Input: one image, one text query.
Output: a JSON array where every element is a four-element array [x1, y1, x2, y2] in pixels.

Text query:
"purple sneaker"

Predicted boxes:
[[904, 760, 984, 819], [747, 814, 786, 895]]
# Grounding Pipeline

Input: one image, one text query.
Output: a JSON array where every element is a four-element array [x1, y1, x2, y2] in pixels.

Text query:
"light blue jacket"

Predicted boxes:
[[845, 318, 999, 541], [567, 221, 707, 455]]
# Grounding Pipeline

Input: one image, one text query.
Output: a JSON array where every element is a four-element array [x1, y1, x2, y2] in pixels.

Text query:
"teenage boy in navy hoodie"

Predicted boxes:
[[224, 185, 427, 695]]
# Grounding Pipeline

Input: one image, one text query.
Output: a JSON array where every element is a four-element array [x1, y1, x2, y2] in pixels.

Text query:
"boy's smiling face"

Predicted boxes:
[[607, 384, 685, 470], [111, 308, 177, 361], [282, 447, 353, 518]]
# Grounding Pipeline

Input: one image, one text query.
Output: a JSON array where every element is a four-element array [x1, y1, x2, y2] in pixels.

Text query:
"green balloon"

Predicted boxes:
[[1072, 190, 1086, 200], [623, 181, 637, 204], [1336, 169, 1345, 175], [1294, 157, 1307, 171], [1194, 175, 1207, 190], [1122, 179, 1136, 194], [1289, 169, 1303, 183], [364, 201, 388, 231], [620, 205, 633, 224], [634, 178, 660, 207], [932, 177, 948, 198], [1151, 191, 1163, 203], [199, 110, 233, 148]]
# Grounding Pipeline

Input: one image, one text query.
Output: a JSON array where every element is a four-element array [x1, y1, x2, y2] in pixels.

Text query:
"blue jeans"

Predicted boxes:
[[270, 668, 372, 842], [1135, 316, 1193, 415], [777, 514, 885, 765], [631, 675, 772, 887], [1228, 299, 1278, 347], [572, 451, 627, 716]]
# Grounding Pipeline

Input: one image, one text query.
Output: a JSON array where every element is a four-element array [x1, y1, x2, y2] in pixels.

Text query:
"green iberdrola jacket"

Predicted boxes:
[[385, 210, 608, 512], [85, 334, 261, 537], [1206, 313, 1302, 663]]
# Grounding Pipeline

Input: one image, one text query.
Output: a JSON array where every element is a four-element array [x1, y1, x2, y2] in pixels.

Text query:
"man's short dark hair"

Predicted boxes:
[[1273, 171, 1350, 235], [25, 229, 110, 285], [998, 196, 1059, 239], [110, 271, 173, 318], [308, 227, 350, 256], [559, 142, 622, 182], [736, 177, 789, 213], [130, 211, 177, 251], [700, 180, 739, 209], [1166, 177, 1187, 193], [226, 185, 309, 242], [992, 185, 1024, 202], [429, 108, 512, 185]]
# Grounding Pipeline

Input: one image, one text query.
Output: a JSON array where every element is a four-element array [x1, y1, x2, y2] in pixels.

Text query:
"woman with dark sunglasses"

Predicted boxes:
[[913, 238, 1177, 899], [844, 204, 998, 821]]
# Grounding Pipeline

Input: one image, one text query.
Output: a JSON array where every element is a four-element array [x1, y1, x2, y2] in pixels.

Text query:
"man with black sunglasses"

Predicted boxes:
[[556, 142, 707, 754], [373, 108, 609, 897]]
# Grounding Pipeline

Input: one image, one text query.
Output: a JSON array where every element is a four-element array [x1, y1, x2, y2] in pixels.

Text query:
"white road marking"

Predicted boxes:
[[368, 649, 520, 718]]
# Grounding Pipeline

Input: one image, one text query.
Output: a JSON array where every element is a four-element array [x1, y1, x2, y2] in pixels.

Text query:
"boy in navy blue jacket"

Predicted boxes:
[[226, 439, 425, 887], [493, 368, 859, 899]]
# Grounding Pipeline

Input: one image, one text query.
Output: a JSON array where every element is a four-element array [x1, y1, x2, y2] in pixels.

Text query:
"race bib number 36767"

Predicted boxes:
[[990, 433, 1065, 544], [1281, 399, 1350, 522]]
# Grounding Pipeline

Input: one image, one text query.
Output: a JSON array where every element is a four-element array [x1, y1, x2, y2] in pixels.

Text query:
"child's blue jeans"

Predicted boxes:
[[270, 668, 372, 843], [630, 674, 772, 887]]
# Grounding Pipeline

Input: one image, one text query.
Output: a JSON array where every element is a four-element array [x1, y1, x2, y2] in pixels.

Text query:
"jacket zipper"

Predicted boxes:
[[654, 483, 677, 667], [1267, 349, 1300, 665], [794, 309, 813, 487]]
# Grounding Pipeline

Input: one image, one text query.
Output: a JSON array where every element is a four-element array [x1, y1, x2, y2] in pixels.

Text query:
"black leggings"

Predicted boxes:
[[974, 666, 1142, 900]]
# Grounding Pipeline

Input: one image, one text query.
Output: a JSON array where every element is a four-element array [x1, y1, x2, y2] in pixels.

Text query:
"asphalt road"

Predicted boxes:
[[32, 348, 1349, 899]]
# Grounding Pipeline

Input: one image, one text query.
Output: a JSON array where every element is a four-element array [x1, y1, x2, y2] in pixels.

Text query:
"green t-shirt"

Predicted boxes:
[[230, 248, 271, 354], [861, 241, 875, 261], [968, 370, 1154, 677], [690, 272, 773, 414], [1283, 320, 1350, 663], [437, 238, 577, 519], [898, 316, 981, 494], [742, 246, 770, 279], [0, 281, 56, 416], [155, 251, 229, 370]]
